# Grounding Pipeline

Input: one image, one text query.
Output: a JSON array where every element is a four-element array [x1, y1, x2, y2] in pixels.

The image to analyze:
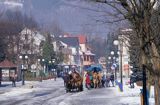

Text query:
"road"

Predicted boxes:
[[0, 78, 143, 105]]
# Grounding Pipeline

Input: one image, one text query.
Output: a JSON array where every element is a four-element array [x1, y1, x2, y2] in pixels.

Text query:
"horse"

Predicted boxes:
[[64, 72, 83, 92], [92, 72, 99, 88], [63, 73, 72, 92], [92, 72, 102, 88], [97, 72, 102, 88], [71, 72, 83, 92]]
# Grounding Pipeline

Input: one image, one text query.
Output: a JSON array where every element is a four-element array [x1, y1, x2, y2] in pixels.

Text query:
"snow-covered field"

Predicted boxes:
[[0, 78, 155, 105]]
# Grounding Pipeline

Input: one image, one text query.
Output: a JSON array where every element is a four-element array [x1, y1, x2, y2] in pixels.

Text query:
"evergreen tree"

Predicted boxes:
[[42, 34, 55, 63]]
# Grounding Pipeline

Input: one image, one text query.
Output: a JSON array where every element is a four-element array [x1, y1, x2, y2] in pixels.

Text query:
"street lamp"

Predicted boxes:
[[111, 51, 115, 55], [19, 54, 28, 85], [110, 51, 117, 80], [49, 59, 56, 76], [38, 58, 45, 82], [108, 56, 111, 60], [113, 40, 123, 86], [49, 59, 55, 64]]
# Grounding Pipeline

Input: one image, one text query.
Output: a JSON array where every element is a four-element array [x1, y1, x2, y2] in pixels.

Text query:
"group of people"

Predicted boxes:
[[85, 71, 115, 90]]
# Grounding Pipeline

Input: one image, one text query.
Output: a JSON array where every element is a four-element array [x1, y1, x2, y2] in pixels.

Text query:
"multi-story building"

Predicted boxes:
[[54, 36, 80, 66], [54, 35, 95, 73], [118, 28, 132, 78], [20, 28, 45, 55], [77, 35, 95, 70]]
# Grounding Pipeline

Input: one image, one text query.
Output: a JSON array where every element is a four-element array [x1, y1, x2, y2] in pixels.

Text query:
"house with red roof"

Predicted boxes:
[[0, 59, 17, 84], [77, 35, 95, 68], [54, 34, 95, 72]]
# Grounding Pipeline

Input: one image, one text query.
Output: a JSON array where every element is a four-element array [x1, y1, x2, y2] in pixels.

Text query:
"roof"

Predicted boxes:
[[55, 37, 79, 47], [0, 59, 17, 68], [77, 35, 86, 44], [85, 50, 95, 56]]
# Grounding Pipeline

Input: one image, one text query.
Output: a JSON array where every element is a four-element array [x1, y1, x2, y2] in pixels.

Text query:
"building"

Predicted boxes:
[[18, 28, 45, 76], [54, 36, 80, 66], [118, 28, 132, 78], [77, 35, 95, 70], [20, 28, 45, 55], [54, 35, 95, 73], [98, 57, 106, 69]]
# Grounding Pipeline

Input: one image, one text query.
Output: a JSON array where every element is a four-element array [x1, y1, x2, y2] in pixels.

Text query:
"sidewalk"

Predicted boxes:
[[0, 81, 21, 94], [0, 78, 63, 95], [114, 78, 155, 105], [0, 80, 37, 94]]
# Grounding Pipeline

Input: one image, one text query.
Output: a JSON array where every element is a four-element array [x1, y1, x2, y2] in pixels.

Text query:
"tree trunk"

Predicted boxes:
[[154, 76, 160, 105], [0, 69, 1, 86], [150, 42, 160, 105]]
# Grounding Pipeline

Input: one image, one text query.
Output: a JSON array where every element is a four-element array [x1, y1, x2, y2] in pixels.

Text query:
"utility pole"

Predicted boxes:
[[120, 40, 123, 85], [142, 65, 148, 105]]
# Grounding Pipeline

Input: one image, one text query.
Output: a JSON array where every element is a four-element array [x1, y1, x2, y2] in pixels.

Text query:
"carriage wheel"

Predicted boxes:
[[79, 84, 83, 91]]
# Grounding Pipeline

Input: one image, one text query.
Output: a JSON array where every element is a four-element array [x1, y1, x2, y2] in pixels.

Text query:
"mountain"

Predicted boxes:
[[0, 0, 123, 36]]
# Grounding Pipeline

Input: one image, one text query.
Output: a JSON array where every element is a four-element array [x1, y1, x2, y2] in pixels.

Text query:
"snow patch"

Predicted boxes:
[[3, 1, 23, 7], [1, 88, 33, 97]]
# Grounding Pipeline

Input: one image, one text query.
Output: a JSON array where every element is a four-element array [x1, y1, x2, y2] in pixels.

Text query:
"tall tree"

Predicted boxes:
[[89, 0, 160, 104], [42, 34, 55, 63]]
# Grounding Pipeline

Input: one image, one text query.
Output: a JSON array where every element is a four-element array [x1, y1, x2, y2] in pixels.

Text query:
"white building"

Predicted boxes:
[[118, 28, 132, 78], [20, 28, 45, 54]]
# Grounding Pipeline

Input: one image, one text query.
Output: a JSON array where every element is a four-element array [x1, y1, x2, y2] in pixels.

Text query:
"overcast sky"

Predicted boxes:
[[1, 0, 127, 37]]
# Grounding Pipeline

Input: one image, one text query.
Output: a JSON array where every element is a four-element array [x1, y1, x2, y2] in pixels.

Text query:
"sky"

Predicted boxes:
[[0, 0, 127, 37]]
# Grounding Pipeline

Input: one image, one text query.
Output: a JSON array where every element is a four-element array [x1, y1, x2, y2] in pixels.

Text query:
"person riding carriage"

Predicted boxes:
[[63, 68, 83, 92], [85, 65, 103, 89]]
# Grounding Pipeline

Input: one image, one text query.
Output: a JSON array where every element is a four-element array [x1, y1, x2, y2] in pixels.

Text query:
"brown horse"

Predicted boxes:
[[97, 72, 102, 88], [93, 72, 99, 88], [92, 72, 102, 88], [71, 72, 83, 92]]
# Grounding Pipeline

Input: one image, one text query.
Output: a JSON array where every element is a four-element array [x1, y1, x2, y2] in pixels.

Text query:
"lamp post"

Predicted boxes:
[[111, 51, 117, 80], [38, 58, 45, 82], [49, 59, 55, 64], [108, 56, 111, 60], [111, 51, 114, 55], [19, 54, 28, 85], [113, 40, 123, 85], [49, 59, 55, 76]]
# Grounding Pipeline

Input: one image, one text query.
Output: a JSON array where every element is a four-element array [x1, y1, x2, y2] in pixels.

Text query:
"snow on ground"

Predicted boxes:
[[56, 79, 155, 105], [0, 78, 66, 104], [0, 78, 156, 105], [115, 79, 155, 105]]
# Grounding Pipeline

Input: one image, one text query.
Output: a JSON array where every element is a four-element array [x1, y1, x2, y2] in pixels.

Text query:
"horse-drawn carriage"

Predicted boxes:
[[63, 71, 83, 93], [85, 65, 103, 89]]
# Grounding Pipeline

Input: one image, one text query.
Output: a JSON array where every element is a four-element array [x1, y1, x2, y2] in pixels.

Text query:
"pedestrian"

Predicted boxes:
[[11, 73, 17, 87], [106, 73, 110, 87], [62, 73, 68, 86], [89, 72, 94, 88], [54, 74, 57, 81], [85, 72, 91, 90], [110, 73, 115, 87], [130, 76, 134, 88], [101, 74, 106, 87]]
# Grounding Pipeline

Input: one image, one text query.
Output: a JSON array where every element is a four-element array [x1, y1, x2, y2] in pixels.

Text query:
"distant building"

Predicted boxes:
[[20, 28, 45, 55], [77, 35, 95, 69], [54, 37, 80, 66], [119, 28, 132, 77], [98, 57, 106, 69], [56, 34, 96, 71]]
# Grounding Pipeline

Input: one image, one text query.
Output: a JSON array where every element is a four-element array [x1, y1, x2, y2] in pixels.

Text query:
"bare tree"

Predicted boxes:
[[88, 0, 160, 104], [41, 20, 64, 37]]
